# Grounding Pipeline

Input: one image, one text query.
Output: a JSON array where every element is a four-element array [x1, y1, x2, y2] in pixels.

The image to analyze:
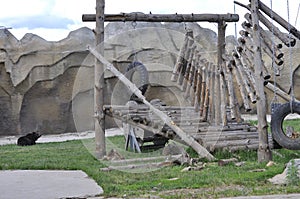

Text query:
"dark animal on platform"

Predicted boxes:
[[17, 132, 41, 146]]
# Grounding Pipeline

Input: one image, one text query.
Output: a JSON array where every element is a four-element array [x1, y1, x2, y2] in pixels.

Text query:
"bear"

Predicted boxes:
[[17, 132, 42, 146]]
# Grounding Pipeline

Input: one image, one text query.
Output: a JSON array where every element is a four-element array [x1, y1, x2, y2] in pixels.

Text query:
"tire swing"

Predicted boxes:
[[271, 102, 300, 150]]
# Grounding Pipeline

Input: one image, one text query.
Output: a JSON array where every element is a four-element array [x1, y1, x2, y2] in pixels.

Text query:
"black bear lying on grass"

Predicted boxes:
[[17, 132, 41, 146]]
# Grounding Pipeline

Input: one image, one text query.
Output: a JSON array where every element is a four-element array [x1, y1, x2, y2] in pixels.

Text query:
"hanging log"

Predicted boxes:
[[171, 30, 193, 82], [244, 13, 296, 47], [257, 0, 300, 40], [224, 62, 238, 120], [178, 38, 195, 86], [199, 66, 207, 117], [83, 13, 239, 23], [190, 59, 199, 106], [194, 65, 203, 112], [219, 68, 228, 126], [208, 64, 216, 122], [202, 65, 210, 121], [232, 51, 257, 103], [239, 29, 283, 70], [182, 45, 196, 91], [238, 38, 271, 80], [241, 23, 284, 60], [230, 59, 252, 112], [88, 46, 215, 160], [184, 51, 199, 99]]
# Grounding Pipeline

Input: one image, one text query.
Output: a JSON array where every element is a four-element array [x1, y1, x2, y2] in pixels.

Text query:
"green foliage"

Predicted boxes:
[[0, 137, 300, 198]]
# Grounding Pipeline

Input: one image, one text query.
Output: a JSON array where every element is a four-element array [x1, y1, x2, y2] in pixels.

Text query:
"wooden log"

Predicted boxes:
[[241, 24, 284, 60], [182, 45, 196, 91], [199, 66, 207, 117], [171, 30, 193, 82], [224, 63, 238, 120], [265, 83, 300, 103], [82, 13, 239, 23], [239, 29, 283, 71], [178, 38, 195, 86], [258, 0, 300, 40], [244, 13, 296, 47], [190, 64, 198, 106], [232, 52, 257, 103], [184, 51, 199, 99], [238, 38, 270, 80], [231, 59, 252, 112], [220, 68, 228, 126], [94, 0, 106, 159], [218, 158, 238, 166], [250, 0, 272, 162], [194, 66, 202, 112], [89, 46, 215, 160], [208, 64, 216, 123], [202, 65, 210, 122], [216, 20, 226, 125]]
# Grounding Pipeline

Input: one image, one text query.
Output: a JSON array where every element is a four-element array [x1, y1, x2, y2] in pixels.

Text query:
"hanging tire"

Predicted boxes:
[[125, 61, 149, 95], [271, 102, 300, 150]]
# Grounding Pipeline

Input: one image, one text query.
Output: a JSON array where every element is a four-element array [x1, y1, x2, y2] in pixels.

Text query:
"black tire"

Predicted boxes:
[[125, 61, 149, 95], [271, 102, 300, 150]]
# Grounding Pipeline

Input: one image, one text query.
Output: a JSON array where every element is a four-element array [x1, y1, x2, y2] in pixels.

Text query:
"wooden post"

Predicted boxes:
[[250, 0, 272, 162], [94, 0, 106, 158], [216, 21, 226, 125]]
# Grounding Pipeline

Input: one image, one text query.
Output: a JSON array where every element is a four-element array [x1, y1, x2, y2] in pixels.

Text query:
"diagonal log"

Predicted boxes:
[[88, 46, 215, 161]]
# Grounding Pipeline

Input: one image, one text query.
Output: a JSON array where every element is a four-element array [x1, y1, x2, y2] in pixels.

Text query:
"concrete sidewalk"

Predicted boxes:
[[0, 170, 103, 199]]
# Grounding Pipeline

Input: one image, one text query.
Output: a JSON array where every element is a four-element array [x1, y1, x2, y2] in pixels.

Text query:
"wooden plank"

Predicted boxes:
[[82, 13, 239, 23]]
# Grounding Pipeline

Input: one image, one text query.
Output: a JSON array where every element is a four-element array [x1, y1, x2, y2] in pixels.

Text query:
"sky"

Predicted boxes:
[[0, 0, 299, 41]]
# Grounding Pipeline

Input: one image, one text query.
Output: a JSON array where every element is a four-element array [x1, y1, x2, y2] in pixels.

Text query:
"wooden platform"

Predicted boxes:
[[104, 104, 267, 152]]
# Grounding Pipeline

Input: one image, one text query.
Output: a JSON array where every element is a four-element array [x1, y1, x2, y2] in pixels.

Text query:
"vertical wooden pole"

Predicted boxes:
[[95, 0, 106, 158], [216, 21, 226, 125], [250, 0, 272, 162]]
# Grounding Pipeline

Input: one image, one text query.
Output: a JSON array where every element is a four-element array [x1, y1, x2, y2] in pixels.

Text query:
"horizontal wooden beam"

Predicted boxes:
[[82, 13, 239, 23]]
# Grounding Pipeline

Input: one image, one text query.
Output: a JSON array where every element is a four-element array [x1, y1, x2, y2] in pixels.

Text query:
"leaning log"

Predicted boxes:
[[88, 46, 215, 161], [258, 0, 300, 40]]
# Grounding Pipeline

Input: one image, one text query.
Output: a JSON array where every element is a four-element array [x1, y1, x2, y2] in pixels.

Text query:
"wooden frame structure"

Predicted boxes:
[[82, 0, 239, 159]]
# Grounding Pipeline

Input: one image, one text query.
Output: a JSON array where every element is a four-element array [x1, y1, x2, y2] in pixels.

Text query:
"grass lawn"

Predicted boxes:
[[0, 134, 300, 198]]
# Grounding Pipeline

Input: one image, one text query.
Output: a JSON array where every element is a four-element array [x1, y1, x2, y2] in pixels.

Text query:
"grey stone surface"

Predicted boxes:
[[268, 159, 300, 185], [0, 170, 103, 199]]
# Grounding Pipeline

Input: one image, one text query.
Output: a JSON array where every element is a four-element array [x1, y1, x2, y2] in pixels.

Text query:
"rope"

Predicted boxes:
[[234, 2, 237, 39], [287, 0, 295, 112], [295, 2, 300, 26], [270, 0, 279, 105]]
